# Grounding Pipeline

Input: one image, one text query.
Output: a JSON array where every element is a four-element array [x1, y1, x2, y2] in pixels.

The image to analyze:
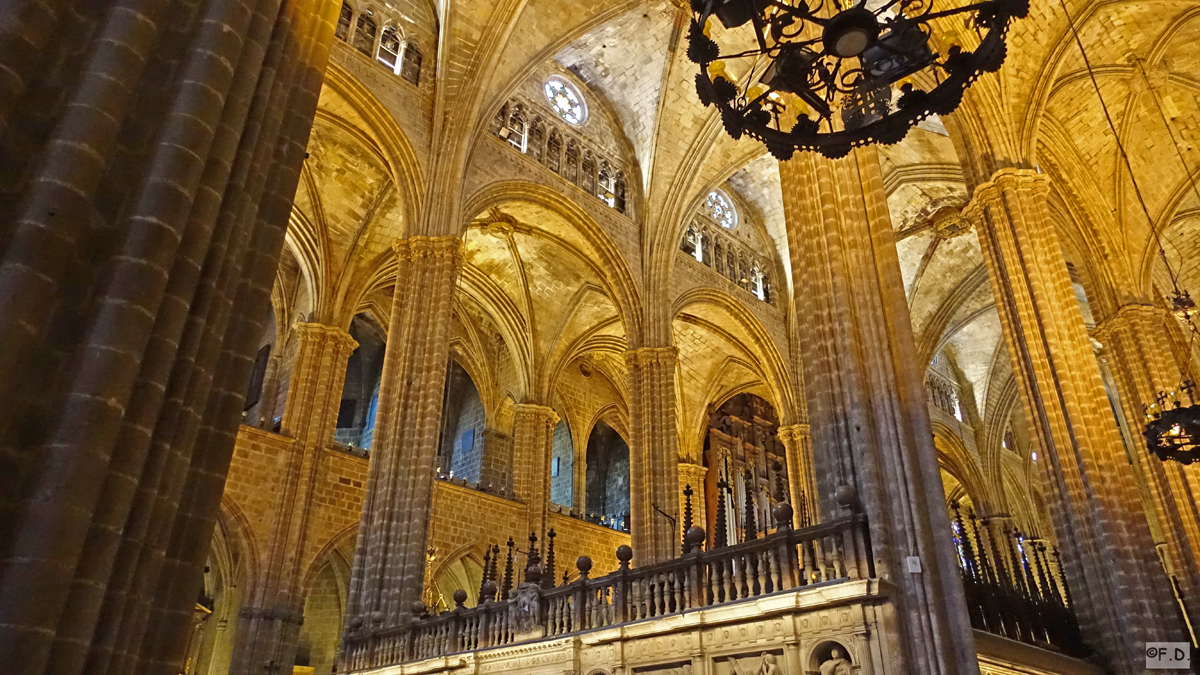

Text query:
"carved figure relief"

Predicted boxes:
[[510, 582, 542, 636], [818, 648, 852, 675], [728, 652, 782, 675]]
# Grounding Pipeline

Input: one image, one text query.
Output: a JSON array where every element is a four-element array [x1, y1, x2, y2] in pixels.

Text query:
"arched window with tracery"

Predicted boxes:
[[681, 223, 698, 256], [377, 26, 401, 70], [400, 41, 422, 85], [614, 172, 627, 214], [353, 12, 377, 56], [506, 105, 526, 151], [761, 272, 771, 302], [545, 128, 562, 172], [527, 118, 545, 162], [581, 151, 596, 193], [564, 140, 580, 184], [597, 162, 614, 206], [335, 2, 353, 41]]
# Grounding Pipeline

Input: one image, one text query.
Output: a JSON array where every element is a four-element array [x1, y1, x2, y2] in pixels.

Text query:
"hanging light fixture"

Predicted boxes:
[[1143, 381, 1200, 465], [686, 0, 1028, 159]]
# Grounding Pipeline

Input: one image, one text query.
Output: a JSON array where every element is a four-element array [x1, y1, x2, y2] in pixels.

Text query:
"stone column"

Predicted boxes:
[[779, 148, 978, 675], [0, 0, 340, 672], [230, 323, 356, 673], [777, 424, 817, 525], [626, 347, 681, 565], [964, 168, 1183, 670], [343, 236, 461, 634], [1094, 303, 1200, 624], [512, 404, 559, 542]]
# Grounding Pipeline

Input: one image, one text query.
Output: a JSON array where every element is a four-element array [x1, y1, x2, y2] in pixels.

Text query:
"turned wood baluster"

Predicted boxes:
[[656, 574, 665, 614], [829, 534, 844, 579], [708, 557, 721, 603], [768, 546, 781, 592], [802, 539, 816, 585], [673, 571, 684, 612], [814, 537, 829, 582]]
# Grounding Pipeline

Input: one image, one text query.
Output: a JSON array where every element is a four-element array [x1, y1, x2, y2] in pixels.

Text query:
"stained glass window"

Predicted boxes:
[[544, 77, 586, 125]]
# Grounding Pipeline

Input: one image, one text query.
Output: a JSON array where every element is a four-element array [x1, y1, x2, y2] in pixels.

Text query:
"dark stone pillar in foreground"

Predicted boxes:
[[0, 0, 341, 673]]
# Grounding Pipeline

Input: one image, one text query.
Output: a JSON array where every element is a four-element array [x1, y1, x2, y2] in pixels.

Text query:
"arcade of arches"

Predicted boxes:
[[1, 0, 1199, 674]]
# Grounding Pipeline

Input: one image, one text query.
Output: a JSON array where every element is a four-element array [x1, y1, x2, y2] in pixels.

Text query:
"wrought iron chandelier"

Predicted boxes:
[[1143, 290, 1200, 465], [1144, 382, 1200, 465], [686, 0, 1028, 159]]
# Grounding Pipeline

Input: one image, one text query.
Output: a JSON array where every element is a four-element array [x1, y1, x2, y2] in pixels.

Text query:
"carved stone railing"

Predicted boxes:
[[340, 510, 872, 671]]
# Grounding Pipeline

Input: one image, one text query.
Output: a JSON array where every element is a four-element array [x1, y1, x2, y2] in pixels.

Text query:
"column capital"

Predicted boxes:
[[776, 423, 811, 442], [392, 235, 463, 262], [1092, 303, 1171, 339], [292, 321, 358, 353], [512, 403, 559, 428], [964, 167, 1051, 218], [625, 346, 678, 369]]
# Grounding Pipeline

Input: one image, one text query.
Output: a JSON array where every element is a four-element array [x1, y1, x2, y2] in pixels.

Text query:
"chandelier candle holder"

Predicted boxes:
[[1144, 380, 1200, 465], [687, 0, 1028, 158]]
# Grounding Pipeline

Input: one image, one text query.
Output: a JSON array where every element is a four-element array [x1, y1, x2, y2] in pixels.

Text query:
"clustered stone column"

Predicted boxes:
[[343, 236, 461, 635], [1095, 303, 1200, 623], [512, 404, 559, 542], [626, 347, 681, 565], [964, 168, 1184, 670], [230, 323, 357, 672], [0, 0, 340, 673], [779, 148, 978, 674], [776, 423, 817, 524]]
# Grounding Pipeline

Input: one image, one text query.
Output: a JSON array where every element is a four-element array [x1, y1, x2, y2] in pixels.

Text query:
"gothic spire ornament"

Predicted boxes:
[[687, 0, 1028, 159]]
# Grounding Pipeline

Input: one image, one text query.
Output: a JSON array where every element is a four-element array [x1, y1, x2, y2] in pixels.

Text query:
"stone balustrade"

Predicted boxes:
[[340, 510, 871, 671]]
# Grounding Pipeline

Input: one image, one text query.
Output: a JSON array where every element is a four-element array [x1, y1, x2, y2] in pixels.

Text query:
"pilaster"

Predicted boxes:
[[965, 168, 1184, 670], [779, 147, 977, 674], [625, 347, 681, 565], [1094, 303, 1200, 625], [776, 424, 817, 525], [512, 404, 559, 542], [343, 236, 462, 637]]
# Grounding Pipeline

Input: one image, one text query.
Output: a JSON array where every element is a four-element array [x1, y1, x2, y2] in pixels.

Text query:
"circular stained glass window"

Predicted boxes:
[[544, 76, 587, 126], [706, 190, 737, 229]]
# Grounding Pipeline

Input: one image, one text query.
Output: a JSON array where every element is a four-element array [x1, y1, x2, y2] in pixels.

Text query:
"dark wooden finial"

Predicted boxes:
[[682, 484, 695, 552]]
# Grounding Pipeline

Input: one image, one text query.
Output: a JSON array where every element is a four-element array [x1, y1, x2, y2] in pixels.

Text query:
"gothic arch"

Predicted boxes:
[[671, 288, 796, 423], [932, 421, 997, 514], [323, 61, 425, 224], [462, 181, 642, 341]]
